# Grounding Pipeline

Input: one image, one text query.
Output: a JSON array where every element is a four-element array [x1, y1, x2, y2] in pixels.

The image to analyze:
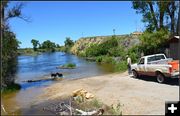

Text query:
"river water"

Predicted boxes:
[[2, 52, 116, 114]]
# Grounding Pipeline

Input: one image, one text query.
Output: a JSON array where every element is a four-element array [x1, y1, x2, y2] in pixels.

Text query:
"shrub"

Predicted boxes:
[[78, 52, 86, 57], [102, 56, 115, 64], [139, 29, 169, 55], [108, 46, 126, 57], [127, 45, 140, 63], [2, 83, 21, 93], [115, 61, 127, 72], [96, 56, 102, 62], [85, 37, 119, 57], [85, 44, 101, 57]]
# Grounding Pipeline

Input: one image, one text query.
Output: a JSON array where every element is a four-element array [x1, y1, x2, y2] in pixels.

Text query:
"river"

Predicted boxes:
[[2, 52, 116, 114]]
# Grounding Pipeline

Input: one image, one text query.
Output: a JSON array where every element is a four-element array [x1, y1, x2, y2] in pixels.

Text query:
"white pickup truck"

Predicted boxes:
[[131, 54, 179, 83]]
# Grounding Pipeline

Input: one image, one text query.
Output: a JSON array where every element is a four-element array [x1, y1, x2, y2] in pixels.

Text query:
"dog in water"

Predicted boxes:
[[51, 72, 63, 78]]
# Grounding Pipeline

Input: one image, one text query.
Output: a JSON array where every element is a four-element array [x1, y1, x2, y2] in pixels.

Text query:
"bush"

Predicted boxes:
[[96, 56, 103, 62], [85, 37, 119, 57], [78, 52, 86, 57], [108, 46, 126, 57], [102, 56, 115, 64], [127, 45, 140, 63], [115, 61, 127, 72], [85, 44, 101, 57], [139, 29, 169, 55], [2, 83, 21, 93], [95, 56, 116, 64]]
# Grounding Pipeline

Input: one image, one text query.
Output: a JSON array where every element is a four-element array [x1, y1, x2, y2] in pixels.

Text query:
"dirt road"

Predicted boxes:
[[39, 72, 179, 115]]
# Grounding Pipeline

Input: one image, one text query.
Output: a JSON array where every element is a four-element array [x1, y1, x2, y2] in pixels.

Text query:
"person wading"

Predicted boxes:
[[126, 55, 132, 75]]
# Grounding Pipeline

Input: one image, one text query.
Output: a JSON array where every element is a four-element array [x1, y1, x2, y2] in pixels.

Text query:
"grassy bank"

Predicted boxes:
[[18, 48, 41, 56], [18, 48, 63, 56], [71, 36, 140, 72], [1, 83, 21, 94]]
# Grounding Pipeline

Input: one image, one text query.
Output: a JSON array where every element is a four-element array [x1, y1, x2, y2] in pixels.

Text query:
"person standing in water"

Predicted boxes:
[[126, 55, 132, 75]]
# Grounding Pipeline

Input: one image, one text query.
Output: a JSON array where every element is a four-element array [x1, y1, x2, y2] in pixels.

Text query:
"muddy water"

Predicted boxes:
[[2, 52, 116, 114]]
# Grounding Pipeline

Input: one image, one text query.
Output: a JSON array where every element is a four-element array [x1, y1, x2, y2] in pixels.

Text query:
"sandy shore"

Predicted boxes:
[[38, 72, 179, 115]]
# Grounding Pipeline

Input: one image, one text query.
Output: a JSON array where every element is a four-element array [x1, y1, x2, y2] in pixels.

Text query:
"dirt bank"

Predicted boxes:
[[38, 72, 179, 115]]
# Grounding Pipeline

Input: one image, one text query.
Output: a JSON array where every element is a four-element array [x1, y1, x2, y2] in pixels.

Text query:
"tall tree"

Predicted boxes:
[[1, 1, 28, 87], [41, 40, 56, 52], [132, 0, 179, 34], [31, 39, 39, 51], [166, 1, 176, 35], [64, 37, 74, 47], [177, 1, 180, 35]]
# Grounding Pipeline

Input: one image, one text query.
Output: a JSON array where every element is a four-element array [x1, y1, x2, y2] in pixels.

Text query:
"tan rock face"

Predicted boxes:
[[71, 34, 140, 55]]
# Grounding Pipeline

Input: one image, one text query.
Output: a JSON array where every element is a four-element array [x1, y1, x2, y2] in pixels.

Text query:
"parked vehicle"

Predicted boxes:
[[131, 54, 179, 83]]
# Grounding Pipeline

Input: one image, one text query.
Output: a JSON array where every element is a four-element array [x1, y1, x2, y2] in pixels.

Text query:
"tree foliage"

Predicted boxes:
[[85, 36, 119, 57], [139, 29, 170, 55], [31, 39, 39, 51], [132, 1, 179, 35], [64, 37, 74, 47], [41, 40, 56, 52], [1, 2, 27, 88]]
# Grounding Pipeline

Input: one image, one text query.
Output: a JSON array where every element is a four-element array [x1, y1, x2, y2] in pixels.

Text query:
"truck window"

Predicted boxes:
[[155, 55, 165, 60], [147, 56, 156, 63], [139, 58, 144, 64]]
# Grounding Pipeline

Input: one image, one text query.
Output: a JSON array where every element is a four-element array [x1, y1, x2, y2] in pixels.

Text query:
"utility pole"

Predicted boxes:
[[113, 29, 116, 36]]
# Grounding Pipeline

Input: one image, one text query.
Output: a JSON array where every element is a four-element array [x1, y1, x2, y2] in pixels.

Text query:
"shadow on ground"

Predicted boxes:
[[131, 75, 179, 86]]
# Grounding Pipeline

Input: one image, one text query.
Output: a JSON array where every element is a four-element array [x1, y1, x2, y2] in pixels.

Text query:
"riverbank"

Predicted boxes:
[[37, 71, 178, 115], [17, 48, 63, 56]]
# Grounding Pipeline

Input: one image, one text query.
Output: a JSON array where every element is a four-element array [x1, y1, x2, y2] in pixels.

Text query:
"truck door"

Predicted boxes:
[[137, 58, 145, 75]]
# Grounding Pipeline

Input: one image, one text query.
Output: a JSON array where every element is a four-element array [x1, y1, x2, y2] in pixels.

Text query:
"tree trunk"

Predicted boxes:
[[167, 1, 176, 35], [171, 1, 175, 35], [177, 1, 180, 35], [148, 2, 159, 30], [159, 1, 165, 29]]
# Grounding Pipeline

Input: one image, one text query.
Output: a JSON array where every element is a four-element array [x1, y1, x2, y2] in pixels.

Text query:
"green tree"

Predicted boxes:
[[56, 44, 60, 48], [139, 29, 170, 55], [41, 40, 56, 52], [132, 0, 179, 34], [64, 37, 74, 47], [31, 39, 39, 51], [1, 2, 28, 88]]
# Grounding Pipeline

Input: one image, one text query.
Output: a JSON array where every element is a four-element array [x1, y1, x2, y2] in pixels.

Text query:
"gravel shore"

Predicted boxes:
[[38, 72, 179, 115]]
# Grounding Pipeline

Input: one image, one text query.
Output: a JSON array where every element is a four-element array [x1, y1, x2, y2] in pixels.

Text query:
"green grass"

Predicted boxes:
[[61, 63, 76, 69], [73, 97, 122, 115], [18, 48, 41, 56], [114, 61, 127, 72], [2, 83, 21, 94], [109, 102, 122, 115]]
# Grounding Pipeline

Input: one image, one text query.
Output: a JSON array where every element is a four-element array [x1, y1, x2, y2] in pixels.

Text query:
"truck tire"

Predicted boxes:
[[132, 70, 138, 78], [156, 73, 165, 83]]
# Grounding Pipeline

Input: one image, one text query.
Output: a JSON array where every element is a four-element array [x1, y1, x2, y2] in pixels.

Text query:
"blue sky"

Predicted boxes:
[[8, 1, 144, 48]]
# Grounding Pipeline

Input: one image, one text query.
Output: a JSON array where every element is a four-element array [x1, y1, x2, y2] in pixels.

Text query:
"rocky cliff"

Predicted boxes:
[[71, 34, 140, 55]]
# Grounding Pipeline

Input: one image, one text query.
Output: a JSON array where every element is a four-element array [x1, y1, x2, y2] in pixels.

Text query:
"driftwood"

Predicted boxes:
[[22, 77, 62, 83], [63, 103, 104, 115], [43, 102, 104, 115], [1, 104, 7, 114]]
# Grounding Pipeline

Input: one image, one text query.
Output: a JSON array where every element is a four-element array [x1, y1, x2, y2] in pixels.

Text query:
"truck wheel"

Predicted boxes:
[[156, 73, 165, 83], [132, 70, 138, 78]]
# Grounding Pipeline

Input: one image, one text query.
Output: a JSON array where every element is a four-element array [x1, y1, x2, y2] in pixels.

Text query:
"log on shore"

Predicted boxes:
[[23, 77, 63, 83]]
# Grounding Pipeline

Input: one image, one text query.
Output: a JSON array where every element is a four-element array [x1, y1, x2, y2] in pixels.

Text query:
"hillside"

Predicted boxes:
[[71, 34, 141, 55]]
